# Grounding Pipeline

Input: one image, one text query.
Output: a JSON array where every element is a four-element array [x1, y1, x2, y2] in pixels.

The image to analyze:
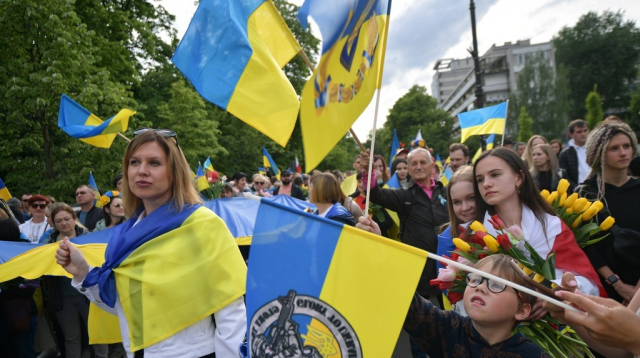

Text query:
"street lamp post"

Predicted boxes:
[[469, 0, 486, 150]]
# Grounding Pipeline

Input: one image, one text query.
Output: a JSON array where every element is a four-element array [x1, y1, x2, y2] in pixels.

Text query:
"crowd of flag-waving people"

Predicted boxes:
[[2, 118, 640, 358]]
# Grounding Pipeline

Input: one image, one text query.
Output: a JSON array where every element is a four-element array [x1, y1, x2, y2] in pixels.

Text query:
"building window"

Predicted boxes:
[[519, 54, 524, 64]]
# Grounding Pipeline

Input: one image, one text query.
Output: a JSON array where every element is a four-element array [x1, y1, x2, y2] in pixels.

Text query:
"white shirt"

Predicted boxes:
[[19, 219, 49, 244], [568, 139, 590, 184], [73, 212, 247, 357]]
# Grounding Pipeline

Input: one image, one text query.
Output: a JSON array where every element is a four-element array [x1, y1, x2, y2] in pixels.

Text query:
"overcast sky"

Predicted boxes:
[[160, 0, 640, 140]]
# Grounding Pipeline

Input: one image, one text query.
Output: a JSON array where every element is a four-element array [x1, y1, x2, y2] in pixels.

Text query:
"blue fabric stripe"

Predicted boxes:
[[171, 0, 264, 110], [458, 101, 508, 129], [246, 199, 343, 339], [58, 95, 120, 138], [298, 0, 390, 53]]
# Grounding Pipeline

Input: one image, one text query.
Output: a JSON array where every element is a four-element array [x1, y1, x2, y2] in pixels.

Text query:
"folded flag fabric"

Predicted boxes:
[[206, 196, 316, 246], [58, 94, 134, 148], [486, 133, 496, 150], [246, 200, 426, 357], [89, 172, 103, 208], [298, 0, 391, 170], [0, 177, 12, 201], [458, 101, 508, 143], [172, 0, 301, 147], [386, 172, 400, 189], [340, 174, 358, 197], [389, 128, 400, 171]]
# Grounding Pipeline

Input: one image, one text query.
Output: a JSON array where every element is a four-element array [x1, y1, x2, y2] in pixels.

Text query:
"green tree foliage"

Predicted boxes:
[[507, 53, 570, 139], [585, 84, 605, 129], [371, 85, 453, 160], [554, 11, 640, 119], [156, 80, 226, 167], [517, 107, 534, 143], [0, 0, 139, 202]]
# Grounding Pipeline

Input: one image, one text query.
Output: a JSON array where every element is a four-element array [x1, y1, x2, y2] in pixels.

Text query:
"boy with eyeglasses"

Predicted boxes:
[[18, 194, 51, 243], [404, 254, 550, 357]]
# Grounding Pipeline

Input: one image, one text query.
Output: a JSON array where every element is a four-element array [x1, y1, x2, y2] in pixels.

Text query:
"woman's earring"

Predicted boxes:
[[516, 184, 521, 194]]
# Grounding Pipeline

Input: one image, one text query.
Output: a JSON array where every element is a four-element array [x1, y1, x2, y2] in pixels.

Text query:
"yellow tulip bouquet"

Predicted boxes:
[[540, 179, 614, 247], [432, 219, 593, 357]]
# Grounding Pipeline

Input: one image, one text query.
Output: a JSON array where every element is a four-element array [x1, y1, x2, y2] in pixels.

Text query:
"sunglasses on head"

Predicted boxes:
[[30, 203, 47, 209], [133, 128, 180, 147]]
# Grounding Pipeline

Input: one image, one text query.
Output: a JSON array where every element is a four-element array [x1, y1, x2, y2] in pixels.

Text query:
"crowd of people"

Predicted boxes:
[[1, 117, 640, 358]]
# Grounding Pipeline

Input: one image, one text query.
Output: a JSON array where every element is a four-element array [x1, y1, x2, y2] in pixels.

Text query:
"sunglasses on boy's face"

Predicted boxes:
[[254, 182, 265, 185], [30, 203, 47, 209], [466, 273, 517, 294]]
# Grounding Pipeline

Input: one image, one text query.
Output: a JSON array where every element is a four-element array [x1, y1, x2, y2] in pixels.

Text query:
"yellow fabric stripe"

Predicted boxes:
[[81, 109, 135, 148], [0, 243, 107, 282], [0, 187, 11, 201], [115, 207, 247, 351], [340, 174, 358, 197], [236, 236, 252, 246], [88, 303, 122, 344], [460, 118, 505, 143], [301, 14, 389, 170], [226, 2, 300, 147], [254, 0, 301, 67], [318, 225, 427, 357]]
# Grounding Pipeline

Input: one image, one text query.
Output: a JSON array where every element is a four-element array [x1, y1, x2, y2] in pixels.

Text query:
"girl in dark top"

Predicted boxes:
[[530, 144, 569, 192], [578, 121, 640, 303]]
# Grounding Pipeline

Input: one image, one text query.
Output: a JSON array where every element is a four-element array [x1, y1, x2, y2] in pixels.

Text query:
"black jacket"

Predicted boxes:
[[533, 168, 571, 193], [81, 205, 103, 231], [273, 184, 306, 201], [369, 180, 449, 297], [558, 146, 579, 188], [578, 176, 640, 302]]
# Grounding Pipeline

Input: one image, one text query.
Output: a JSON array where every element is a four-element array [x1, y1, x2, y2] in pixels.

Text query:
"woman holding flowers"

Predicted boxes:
[[473, 148, 603, 320], [578, 121, 640, 303]]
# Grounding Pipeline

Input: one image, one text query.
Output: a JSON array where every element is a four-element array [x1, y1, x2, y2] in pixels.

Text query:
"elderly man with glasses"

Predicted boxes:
[[75, 185, 102, 231], [18, 194, 51, 243]]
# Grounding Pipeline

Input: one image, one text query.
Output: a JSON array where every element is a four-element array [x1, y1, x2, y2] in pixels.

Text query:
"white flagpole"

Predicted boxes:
[[364, 91, 382, 216], [501, 100, 509, 147]]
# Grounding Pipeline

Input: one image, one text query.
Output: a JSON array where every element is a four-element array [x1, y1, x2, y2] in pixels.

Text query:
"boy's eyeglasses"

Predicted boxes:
[[30, 203, 47, 209], [466, 273, 517, 294]]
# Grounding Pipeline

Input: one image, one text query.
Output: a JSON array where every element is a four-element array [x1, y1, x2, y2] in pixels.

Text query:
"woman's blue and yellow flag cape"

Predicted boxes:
[[246, 199, 427, 357]]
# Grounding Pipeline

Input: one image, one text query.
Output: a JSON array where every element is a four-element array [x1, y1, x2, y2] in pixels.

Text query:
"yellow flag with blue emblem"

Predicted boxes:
[[247, 200, 426, 357], [297, 0, 392, 170]]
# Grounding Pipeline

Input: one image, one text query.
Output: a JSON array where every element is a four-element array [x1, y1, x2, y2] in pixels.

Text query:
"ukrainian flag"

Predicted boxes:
[[58, 94, 135, 148], [0, 177, 12, 201], [298, 0, 391, 170], [195, 165, 209, 192], [246, 200, 426, 357], [440, 166, 453, 186], [262, 146, 280, 179], [340, 174, 358, 197], [89, 172, 102, 208], [172, 0, 301, 147], [203, 157, 214, 172], [389, 128, 400, 171], [486, 133, 496, 150], [458, 101, 508, 143], [0, 229, 121, 344]]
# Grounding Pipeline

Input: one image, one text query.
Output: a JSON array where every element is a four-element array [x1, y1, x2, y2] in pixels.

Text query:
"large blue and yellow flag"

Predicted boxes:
[[458, 101, 508, 143], [262, 146, 281, 179], [172, 0, 301, 147], [0, 177, 12, 201], [298, 0, 392, 170], [58, 94, 135, 148], [389, 128, 400, 171], [246, 200, 426, 357]]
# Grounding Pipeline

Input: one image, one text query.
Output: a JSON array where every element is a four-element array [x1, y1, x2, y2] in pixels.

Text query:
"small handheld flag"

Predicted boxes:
[[58, 95, 135, 148], [203, 157, 214, 172], [195, 165, 209, 192], [458, 101, 508, 143], [0, 178, 12, 201], [262, 147, 281, 180], [389, 129, 400, 171], [88, 172, 102, 208]]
